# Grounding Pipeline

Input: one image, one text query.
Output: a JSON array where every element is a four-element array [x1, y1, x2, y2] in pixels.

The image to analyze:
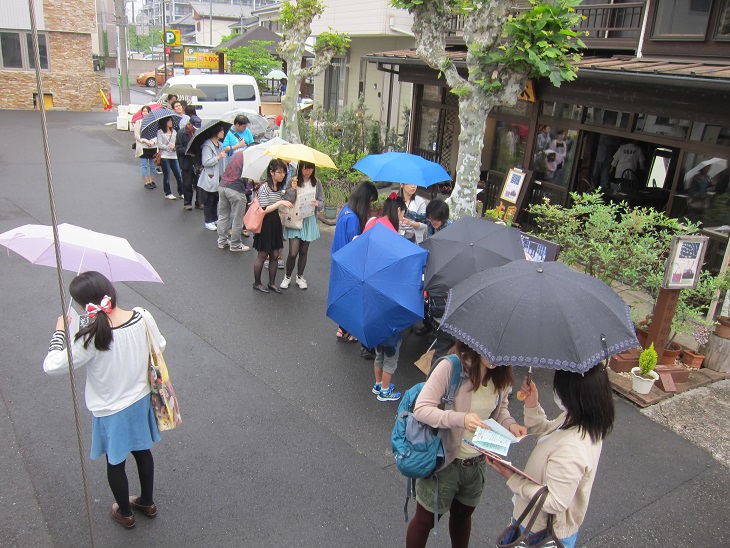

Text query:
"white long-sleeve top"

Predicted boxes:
[[43, 308, 166, 417]]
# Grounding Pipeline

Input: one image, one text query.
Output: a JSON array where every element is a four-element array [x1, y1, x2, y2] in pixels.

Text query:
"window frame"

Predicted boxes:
[[650, 0, 712, 41], [0, 30, 50, 71], [714, 0, 730, 40]]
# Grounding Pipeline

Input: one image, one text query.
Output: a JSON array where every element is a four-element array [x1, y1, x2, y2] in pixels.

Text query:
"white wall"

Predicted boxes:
[[2, 0, 45, 30], [195, 17, 236, 46], [310, 0, 413, 36]]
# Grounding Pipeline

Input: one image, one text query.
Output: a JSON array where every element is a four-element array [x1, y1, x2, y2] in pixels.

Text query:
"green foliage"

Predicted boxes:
[[323, 181, 348, 207], [528, 192, 730, 340], [638, 343, 657, 377], [280, 0, 326, 29], [127, 26, 161, 54], [368, 122, 384, 155], [220, 40, 281, 86], [479, 0, 586, 89], [315, 30, 351, 54], [218, 32, 238, 45]]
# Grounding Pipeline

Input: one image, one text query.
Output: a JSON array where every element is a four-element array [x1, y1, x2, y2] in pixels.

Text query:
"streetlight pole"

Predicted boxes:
[[114, 0, 130, 105]]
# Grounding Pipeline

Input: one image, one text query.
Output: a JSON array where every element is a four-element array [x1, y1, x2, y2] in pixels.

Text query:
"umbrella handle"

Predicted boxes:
[[516, 366, 533, 401]]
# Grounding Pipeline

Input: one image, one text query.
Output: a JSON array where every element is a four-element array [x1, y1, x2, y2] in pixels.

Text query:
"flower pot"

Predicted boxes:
[[681, 349, 704, 369], [324, 205, 338, 220], [631, 367, 659, 395], [715, 316, 730, 339], [609, 348, 640, 373], [658, 341, 682, 365]]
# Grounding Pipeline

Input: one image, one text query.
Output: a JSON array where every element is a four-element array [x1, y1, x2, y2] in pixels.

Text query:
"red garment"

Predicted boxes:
[[364, 216, 397, 233]]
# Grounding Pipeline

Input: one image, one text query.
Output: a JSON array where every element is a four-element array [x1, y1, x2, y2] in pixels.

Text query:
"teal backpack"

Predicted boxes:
[[391, 354, 463, 530]]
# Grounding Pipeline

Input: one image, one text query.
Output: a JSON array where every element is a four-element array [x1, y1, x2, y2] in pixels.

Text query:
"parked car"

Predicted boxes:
[[157, 74, 261, 119], [136, 64, 182, 87]]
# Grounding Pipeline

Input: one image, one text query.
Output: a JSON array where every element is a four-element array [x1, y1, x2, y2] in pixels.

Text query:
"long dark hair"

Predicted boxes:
[[347, 181, 378, 232], [69, 271, 117, 351], [383, 193, 406, 231], [297, 161, 317, 186], [266, 158, 287, 191], [554, 363, 614, 442], [454, 340, 514, 393]]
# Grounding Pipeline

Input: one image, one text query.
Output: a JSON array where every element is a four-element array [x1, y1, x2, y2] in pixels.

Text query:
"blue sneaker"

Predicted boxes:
[[372, 382, 395, 395], [377, 386, 401, 402]]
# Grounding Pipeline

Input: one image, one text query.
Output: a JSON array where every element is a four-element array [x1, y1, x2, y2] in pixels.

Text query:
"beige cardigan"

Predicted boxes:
[[413, 357, 516, 465], [506, 404, 603, 539]]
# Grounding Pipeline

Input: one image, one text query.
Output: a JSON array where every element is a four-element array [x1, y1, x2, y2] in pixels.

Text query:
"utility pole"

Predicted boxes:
[[162, 0, 167, 89], [209, 0, 213, 45], [114, 0, 130, 105]]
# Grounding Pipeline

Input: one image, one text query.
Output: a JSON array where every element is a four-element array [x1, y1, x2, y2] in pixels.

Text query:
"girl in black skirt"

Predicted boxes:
[[253, 158, 293, 293]]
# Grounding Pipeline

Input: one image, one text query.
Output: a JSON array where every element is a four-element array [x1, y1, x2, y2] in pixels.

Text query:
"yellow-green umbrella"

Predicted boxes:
[[265, 143, 337, 169]]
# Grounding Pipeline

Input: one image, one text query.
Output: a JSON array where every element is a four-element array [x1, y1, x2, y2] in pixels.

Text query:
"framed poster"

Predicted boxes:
[[521, 233, 561, 262], [662, 235, 708, 289], [500, 168, 528, 204]]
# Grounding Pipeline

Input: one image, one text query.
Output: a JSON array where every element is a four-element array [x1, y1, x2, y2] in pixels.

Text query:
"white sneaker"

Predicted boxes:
[[204, 222, 217, 231], [165, 194, 176, 200], [230, 244, 250, 252], [296, 275, 308, 289], [218, 239, 230, 249], [280, 275, 291, 289]]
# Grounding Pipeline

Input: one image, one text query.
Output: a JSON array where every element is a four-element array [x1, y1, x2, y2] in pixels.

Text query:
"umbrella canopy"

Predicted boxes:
[[140, 108, 181, 140], [683, 157, 728, 183], [220, 109, 271, 140], [327, 223, 428, 348], [440, 260, 639, 372], [265, 143, 337, 169], [185, 119, 232, 156], [241, 137, 289, 180], [354, 152, 451, 188], [265, 69, 287, 80], [162, 85, 207, 98], [0, 223, 163, 283], [420, 217, 526, 295], [131, 103, 163, 124]]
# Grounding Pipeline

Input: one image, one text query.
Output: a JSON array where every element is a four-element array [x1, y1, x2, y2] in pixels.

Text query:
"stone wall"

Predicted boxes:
[[0, 0, 106, 111]]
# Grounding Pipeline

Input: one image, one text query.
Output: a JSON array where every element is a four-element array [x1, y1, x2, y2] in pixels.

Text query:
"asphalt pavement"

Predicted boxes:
[[0, 109, 728, 547]]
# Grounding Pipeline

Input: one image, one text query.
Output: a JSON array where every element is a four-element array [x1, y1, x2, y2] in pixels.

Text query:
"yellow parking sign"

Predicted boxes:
[[162, 30, 180, 47]]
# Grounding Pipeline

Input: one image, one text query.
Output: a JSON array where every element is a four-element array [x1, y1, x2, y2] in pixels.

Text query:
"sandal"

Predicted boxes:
[[144, 183, 154, 189]]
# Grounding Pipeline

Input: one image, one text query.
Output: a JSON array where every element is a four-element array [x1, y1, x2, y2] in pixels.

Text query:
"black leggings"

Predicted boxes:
[[254, 248, 280, 286], [106, 449, 155, 516], [285, 238, 310, 278], [406, 500, 476, 548]]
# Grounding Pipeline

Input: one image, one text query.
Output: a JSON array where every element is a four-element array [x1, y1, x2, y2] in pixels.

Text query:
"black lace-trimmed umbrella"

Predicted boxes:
[[440, 260, 640, 373]]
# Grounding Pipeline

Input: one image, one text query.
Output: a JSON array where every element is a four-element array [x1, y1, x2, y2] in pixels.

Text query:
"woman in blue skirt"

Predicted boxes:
[[281, 161, 324, 290], [43, 271, 166, 529]]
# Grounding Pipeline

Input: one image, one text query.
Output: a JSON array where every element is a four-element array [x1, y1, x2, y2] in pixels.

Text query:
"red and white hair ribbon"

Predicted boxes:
[[85, 295, 112, 319]]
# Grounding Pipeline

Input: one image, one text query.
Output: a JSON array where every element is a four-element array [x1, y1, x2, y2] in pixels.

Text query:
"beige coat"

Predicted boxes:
[[506, 404, 603, 539], [413, 357, 516, 465], [133, 120, 155, 158]]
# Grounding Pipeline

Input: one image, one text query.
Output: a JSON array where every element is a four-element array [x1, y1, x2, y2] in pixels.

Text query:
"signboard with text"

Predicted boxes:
[[161, 29, 181, 47], [183, 46, 218, 69]]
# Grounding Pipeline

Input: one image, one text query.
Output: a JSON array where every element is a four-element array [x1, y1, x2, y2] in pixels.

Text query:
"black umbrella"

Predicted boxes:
[[419, 217, 526, 295], [440, 260, 640, 372], [185, 119, 232, 155], [140, 108, 181, 140]]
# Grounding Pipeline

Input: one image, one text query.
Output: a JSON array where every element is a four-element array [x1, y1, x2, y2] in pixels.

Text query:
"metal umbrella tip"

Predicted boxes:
[[537, 261, 544, 273]]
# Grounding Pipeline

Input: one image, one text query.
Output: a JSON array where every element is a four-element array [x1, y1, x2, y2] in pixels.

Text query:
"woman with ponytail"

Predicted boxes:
[[43, 271, 166, 530], [363, 192, 406, 233]]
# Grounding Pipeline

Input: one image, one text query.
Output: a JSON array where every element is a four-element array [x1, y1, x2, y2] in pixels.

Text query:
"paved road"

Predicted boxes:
[[0, 110, 728, 547]]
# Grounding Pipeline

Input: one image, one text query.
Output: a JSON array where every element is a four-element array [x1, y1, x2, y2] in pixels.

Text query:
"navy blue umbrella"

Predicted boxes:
[[440, 260, 640, 373], [353, 152, 451, 188], [140, 108, 181, 140], [327, 223, 429, 348]]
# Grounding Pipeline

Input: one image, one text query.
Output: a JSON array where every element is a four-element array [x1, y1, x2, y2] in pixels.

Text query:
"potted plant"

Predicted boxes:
[[631, 343, 659, 394], [322, 183, 347, 219], [715, 316, 730, 339], [682, 325, 710, 368]]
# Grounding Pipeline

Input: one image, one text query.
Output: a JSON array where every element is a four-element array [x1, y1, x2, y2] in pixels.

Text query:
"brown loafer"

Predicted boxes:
[[129, 496, 158, 518], [111, 503, 135, 529]]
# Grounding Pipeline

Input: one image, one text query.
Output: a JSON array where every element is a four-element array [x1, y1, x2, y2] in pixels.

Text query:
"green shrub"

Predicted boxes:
[[638, 343, 657, 377]]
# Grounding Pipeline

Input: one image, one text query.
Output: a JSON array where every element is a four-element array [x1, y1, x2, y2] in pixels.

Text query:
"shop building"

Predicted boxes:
[[368, 0, 730, 271]]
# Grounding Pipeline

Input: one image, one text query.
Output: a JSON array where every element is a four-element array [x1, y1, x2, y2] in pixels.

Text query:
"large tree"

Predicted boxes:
[[277, 0, 350, 143], [220, 40, 281, 88], [391, 0, 585, 218]]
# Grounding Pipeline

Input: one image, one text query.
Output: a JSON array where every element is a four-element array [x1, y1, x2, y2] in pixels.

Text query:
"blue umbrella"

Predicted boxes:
[[327, 223, 429, 348], [353, 152, 452, 188], [140, 107, 181, 140]]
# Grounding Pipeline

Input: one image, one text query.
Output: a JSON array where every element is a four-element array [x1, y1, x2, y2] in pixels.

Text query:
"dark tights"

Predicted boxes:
[[285, 238, 310, 278], [106, 449, 155, 517], [406, 500, 476, 548], [254, 248, 280, 286]]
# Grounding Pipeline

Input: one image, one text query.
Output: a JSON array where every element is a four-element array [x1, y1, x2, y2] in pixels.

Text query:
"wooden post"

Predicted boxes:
[[646, 288, 680, 361]]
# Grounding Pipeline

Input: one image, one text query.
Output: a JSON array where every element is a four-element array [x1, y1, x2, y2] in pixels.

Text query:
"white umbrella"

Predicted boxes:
[[241, 137, 289, 180], [684, 157, 728, 183], [0, 223, 163, 283], [265, 69, 287, 80]]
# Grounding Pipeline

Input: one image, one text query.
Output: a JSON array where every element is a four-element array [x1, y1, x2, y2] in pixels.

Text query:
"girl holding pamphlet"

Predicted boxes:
[[406, 340, 526, 547]]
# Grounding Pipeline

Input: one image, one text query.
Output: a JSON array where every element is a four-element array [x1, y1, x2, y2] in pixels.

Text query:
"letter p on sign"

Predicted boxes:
[[163, 30, 180, 46]]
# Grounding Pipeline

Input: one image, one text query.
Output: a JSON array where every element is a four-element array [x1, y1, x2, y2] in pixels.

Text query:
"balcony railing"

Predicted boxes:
[[447, 2, 646, 51]]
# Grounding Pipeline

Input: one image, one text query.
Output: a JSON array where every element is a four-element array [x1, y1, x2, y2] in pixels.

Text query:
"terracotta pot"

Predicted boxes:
[[609, 348, 640, 373], [715, 316, 730, 339], [682, 349, 705, 368], [658, 341, 682, 365]]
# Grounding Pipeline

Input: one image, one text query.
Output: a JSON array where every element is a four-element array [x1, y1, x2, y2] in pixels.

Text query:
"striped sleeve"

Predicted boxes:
[[48, 330, 66, 352]]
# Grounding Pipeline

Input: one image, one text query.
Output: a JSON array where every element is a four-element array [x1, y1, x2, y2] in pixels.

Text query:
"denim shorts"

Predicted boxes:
[[139, 156, 155, 177], [415, 459, 487, 514]]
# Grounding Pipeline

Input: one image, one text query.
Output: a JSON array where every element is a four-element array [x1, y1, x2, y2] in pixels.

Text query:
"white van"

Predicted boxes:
[[157, 74, 261, 121]]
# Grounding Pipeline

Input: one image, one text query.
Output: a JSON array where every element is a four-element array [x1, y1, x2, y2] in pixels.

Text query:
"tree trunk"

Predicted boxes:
[[447, 93, 491, 218], [280, 68, 301, 144]]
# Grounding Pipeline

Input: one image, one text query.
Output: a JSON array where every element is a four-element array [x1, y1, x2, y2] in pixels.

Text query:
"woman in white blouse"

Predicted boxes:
[[399, 183, 428, 243], [43, 271, 166, 529]]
